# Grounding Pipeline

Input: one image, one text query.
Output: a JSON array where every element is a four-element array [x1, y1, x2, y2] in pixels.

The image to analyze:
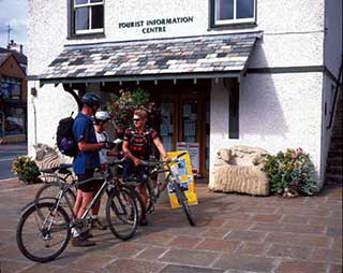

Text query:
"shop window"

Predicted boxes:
[[0, 77, 22, 100], [72, 0, 104, 35], [211, 0, 256, 27]]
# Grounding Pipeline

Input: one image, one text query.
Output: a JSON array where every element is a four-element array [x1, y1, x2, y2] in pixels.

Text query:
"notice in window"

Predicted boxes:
[[176, 142, 200, 174]]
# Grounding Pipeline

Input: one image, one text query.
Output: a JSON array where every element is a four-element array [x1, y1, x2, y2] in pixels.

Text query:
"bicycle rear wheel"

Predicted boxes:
[[16, 202, 71, 262], [174, 185, 196, 226], [106, 188, 138, 240]]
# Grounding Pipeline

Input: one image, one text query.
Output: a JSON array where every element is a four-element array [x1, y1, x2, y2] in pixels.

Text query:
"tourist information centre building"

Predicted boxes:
[[28, 0, 342, 186]]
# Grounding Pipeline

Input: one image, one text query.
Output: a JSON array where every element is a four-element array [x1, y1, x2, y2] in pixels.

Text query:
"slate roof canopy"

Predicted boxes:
[[39, 32, 261, 84]]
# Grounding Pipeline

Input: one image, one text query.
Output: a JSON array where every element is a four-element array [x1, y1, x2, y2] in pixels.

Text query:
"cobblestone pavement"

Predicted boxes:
[[0, 179, 341, 273]]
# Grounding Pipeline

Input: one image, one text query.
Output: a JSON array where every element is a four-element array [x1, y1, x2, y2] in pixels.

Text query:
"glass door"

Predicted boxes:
[[155, 87, 209, 177], [181, 100, 198, 143], [159, 101, 176, 152]]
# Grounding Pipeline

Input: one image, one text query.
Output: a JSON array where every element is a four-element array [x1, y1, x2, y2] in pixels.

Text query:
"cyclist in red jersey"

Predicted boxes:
[[123, 109, 169, 225]]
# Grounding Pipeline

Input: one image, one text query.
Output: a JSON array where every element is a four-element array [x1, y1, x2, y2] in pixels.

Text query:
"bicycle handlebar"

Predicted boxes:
[[140, 152, 187, 169], [108, 158, 125, 166]]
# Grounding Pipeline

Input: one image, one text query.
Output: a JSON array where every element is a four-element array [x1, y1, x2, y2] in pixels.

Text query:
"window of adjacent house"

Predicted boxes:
[[214, 0, 255, 26], [73, 0, 104, 34], [1, 77, 22, 100]]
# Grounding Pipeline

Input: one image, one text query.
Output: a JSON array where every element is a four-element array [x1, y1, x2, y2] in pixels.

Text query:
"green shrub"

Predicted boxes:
[[12, 156, 41, 184], [263, 148, 318, 196]]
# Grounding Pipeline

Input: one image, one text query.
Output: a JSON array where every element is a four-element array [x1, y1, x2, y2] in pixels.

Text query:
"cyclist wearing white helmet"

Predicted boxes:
[[91, 111, 114, 230], [95, 111, 111, 123], [94, 111, 113, 165]]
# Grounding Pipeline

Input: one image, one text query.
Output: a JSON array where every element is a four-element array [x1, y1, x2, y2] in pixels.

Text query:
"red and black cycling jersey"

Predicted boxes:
[[124, 127, 159, 160]]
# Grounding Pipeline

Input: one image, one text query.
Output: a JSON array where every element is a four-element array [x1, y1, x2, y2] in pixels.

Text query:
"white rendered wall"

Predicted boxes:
[[63, 0, 324, 45], [27, 83, 79, 155], [210, 73, 324, 186], [28, 0, 74, 155], [28, 0, 331, 185]]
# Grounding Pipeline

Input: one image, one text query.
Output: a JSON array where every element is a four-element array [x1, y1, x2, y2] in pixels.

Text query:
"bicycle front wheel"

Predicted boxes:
[[35, 181, 76, 221], [174, 185, 196, 226], [106, 188, 138, 240], [35, 181, 75, 212], [16, 202, 71, 262]]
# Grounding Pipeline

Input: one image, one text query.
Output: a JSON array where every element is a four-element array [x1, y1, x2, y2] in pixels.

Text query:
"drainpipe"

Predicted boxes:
[[30, 87, 38, 145]]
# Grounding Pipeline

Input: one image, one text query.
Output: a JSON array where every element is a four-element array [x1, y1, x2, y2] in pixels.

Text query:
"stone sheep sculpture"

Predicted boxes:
[[209, 145, 270, 196]]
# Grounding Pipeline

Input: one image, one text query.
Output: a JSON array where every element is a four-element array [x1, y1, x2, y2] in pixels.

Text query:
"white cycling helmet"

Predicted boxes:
[[95, 111, 111, 122]]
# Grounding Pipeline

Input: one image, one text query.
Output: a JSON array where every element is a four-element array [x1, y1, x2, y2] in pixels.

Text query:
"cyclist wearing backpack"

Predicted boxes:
[[122, 109, 170, 226], [71, 92, 109, 247]]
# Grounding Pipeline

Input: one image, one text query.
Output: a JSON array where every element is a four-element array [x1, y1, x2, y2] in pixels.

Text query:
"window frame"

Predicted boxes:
[[73, 0, 104, 35], [210, 0, 256, 28]]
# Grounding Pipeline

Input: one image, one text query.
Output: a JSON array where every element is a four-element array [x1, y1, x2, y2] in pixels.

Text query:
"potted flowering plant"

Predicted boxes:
[[107, 88, 156, 131], [12, 156, 41, 184], [263, 148, 318, 197]]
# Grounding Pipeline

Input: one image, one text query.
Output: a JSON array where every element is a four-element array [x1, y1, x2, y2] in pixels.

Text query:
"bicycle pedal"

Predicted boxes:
[[71, 219, 85, 229]]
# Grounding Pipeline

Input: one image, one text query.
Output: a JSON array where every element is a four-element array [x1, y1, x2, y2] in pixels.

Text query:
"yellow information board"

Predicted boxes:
[[166, 151, 198, 209]]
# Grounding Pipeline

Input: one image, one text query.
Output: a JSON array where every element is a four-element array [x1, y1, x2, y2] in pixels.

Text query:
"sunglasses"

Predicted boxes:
[[133, 118, 141, 122]]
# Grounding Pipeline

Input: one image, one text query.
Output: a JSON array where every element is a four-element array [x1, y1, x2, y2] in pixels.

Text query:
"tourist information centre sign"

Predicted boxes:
[[118, 16, 194, 34]]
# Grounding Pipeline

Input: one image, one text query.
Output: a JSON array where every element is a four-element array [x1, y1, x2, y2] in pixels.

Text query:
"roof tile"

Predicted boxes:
[[40, 33, 260, 80]]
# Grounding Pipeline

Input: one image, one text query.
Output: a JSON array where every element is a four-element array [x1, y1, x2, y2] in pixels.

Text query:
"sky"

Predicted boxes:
[[0, 0, 28, 53]]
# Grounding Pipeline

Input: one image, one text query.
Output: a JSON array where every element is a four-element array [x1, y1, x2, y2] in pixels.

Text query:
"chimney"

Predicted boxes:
[[7, 40, 23, 55]]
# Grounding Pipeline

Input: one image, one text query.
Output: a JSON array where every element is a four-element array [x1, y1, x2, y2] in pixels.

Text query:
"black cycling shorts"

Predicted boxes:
[[77, 169, 102, 193]]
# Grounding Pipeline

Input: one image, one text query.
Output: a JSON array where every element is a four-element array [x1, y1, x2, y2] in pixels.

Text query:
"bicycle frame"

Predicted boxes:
[[45, 173, 109, 223]]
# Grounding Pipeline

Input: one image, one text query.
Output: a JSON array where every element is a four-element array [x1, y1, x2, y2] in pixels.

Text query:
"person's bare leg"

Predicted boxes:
[[71, 190, 96, 246], [73, 190, 83, 216], [77, 191, 93, 218], [138, 184, 149, 225]]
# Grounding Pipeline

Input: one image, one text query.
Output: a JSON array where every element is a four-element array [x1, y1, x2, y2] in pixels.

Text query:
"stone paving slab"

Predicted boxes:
[[0, 178, 342, 273]]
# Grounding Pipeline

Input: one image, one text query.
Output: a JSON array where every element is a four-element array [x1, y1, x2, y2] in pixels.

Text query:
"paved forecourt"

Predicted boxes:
[[0, 178, 341, 273]]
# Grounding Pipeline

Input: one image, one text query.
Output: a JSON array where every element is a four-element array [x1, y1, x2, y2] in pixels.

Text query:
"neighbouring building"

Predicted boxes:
[[0, 47, 28, 143], [28, 0, 342, 186]]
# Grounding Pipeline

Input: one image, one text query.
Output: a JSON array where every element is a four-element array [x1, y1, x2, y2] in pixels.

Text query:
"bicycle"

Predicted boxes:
[[16, 160, 138, 263], [127, 152, 196, 226], [35, 162, 145, 224]]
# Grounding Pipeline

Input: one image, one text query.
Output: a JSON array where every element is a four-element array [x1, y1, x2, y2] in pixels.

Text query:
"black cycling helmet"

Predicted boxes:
[[81, 92, 102, 108]]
